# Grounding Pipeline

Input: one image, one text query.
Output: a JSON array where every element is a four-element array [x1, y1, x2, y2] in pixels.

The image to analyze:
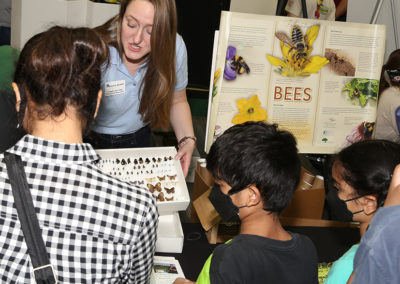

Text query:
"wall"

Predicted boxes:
[[347, 0, 400, 62], [11, 0, 119, 50], [230, 0, 278, 15]]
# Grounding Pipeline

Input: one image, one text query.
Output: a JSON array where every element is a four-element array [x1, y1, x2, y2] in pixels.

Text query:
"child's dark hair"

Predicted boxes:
[[206, 121, 301, 214], [333, 139, 400, 207]]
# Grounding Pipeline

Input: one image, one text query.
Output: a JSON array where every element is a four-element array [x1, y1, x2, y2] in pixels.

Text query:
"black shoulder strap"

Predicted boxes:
[[4, 152, 57, 284]]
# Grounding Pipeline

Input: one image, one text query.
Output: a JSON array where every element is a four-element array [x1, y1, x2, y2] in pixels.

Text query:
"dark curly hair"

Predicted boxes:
[[333, 139, 400, 207], [13, 26, 108, 132], [206, 121, 301, 214]]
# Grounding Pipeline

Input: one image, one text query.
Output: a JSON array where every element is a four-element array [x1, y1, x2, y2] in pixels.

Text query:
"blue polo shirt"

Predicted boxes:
[[92, 34, 188, 135]]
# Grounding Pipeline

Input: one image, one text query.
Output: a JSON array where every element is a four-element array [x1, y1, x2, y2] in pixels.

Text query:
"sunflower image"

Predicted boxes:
[[232, 94, 268, 124], [267, 25, 329, 77]]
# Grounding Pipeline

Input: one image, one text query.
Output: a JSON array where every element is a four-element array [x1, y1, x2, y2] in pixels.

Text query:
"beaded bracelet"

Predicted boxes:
[[178, 136, 197, 149]]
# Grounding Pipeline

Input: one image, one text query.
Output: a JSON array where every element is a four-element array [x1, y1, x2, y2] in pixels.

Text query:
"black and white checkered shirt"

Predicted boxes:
[[0, 135, 158, 283]]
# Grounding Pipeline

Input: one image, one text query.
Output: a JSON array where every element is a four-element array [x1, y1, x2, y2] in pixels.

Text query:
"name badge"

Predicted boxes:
[[104, 80, 125, 96]]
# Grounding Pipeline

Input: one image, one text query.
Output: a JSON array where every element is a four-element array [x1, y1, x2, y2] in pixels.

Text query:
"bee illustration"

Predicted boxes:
[[343, 121, 375, 147], [224, 45, 251, 80], [275, 25, 313, 62], [231, 56, 250, 74]]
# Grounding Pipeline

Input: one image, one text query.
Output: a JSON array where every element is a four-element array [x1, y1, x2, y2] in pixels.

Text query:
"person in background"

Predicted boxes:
[[0, 26, 158, 282], [0, 0, 11, 45], [349, 157, 400, 283], [174, 121, 318, 284], [88, 0, 195, 177], [334, 0, 347, 21], [286, 0, 336, 20], [0, 89, 24, 152], [324, 139, 400, 283], [374, 49, 400, 143]]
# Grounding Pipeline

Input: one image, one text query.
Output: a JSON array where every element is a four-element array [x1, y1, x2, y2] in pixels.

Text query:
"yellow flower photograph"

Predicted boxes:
[[267, 25, 329, 77], [232, 94, 268, 124]]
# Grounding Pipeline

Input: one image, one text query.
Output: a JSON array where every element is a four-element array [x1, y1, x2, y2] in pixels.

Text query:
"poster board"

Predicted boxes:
[[205, 12, 386, 154]]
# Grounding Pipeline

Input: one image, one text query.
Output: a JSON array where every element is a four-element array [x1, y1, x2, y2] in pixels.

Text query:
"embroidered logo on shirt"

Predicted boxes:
[[104, 80, 126, 96]]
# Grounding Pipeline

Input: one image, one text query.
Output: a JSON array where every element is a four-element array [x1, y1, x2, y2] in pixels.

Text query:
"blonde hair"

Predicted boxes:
[[95, 0, 177, 130]]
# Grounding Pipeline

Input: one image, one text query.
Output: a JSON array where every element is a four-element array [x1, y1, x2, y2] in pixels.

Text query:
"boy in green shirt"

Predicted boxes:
[[174, 121, 318, 284]]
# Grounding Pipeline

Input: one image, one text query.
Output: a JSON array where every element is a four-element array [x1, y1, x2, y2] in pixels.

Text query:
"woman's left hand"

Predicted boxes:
[[175, 138, 196, 178]]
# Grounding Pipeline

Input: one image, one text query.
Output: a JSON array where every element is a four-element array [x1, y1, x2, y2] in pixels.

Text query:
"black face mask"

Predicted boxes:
[[208, 184, 245, 222], [326, 188, 364, 222]]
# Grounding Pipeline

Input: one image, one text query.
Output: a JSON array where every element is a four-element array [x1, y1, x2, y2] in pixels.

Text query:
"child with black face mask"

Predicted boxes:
[[324, 139, 400, 284], [174, 121, 318, 284]]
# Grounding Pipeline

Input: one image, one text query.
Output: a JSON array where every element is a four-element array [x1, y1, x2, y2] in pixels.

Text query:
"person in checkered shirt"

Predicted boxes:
[[0, 26, 158, 283]]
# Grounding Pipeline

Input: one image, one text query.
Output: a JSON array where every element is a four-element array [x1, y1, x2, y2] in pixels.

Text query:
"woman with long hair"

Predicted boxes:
[[89, 0, 195, 177], [374, 49, 400, 142]]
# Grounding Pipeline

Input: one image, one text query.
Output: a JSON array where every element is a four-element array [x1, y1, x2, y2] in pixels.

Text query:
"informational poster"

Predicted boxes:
[[206, 12, 386, 154]]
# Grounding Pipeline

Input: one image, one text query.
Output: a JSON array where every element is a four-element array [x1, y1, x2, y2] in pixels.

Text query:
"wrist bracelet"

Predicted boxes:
[[178, 136, 197, 149]]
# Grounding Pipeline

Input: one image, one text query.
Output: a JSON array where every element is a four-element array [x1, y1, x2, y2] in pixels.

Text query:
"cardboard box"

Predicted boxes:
[[193, 187, 240, 244], [156, 212, 184, 253], [191, 165, 240, 244], [192, 166, 326, 244], [189, 161, 214, 222], [281, 168, 326, 219], [95, 147, 190, 214]]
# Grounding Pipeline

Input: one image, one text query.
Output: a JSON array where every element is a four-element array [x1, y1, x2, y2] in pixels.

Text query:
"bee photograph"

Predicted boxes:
[[267, 23, 329, 77], [324, 48, 356, 77], [224, 45, 251, 81]]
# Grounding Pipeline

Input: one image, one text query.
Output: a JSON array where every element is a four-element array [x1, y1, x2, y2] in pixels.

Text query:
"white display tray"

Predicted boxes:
[[95, 147, 190, 214], [156, 212, 184, 254]]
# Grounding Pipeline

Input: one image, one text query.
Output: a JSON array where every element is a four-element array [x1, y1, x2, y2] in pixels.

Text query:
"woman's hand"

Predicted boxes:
[[175, 138, 196, 177], [169, 88, 196, 178], [173, 277, 195, 284]]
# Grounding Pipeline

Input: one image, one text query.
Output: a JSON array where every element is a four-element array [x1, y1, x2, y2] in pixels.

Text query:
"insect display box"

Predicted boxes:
[[95, 147, 190, 253], [155, 212, 184, 253]]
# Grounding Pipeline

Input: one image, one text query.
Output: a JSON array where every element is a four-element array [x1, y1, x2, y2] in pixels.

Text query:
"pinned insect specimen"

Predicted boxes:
[[165, 187, 175, 194], [147, 182, 162, 193], [158, 176, 166, 181], [165, 196, 174, 201], [156, 192, 165, 202], [167, 174, 177, 181]]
